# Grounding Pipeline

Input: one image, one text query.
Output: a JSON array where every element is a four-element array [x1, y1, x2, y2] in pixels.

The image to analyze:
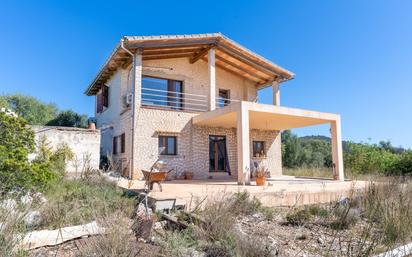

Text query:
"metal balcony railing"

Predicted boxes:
[[141, 87, 208, 112], [140, 87, 241, 112]]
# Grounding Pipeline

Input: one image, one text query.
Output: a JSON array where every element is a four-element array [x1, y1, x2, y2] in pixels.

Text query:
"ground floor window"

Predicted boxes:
[[112, 133, 126, 155], [253, 141, 265, 157], [158, 136, 177, 155]]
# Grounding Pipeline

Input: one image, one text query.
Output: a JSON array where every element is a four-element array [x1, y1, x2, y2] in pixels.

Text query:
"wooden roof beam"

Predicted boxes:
[[142, 53, 193, 61], [215, 55, 269, 81], [203, 56, 261, 84], [217, 43, 282, 78], [143, 48, 200, 55], [189, 45, 213, 64]]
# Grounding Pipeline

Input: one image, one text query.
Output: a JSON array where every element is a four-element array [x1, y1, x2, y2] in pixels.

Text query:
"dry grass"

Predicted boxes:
[[38, 177, 135, 229], [283, 167, 377, 181], [283, 167, 334, 178], [0, 199, 29, 257], [77, 214, 143, 257]]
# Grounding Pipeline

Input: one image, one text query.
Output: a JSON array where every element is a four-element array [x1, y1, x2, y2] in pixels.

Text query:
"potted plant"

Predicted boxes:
[[254, 165, 269, 186], [184, 171, 194, 180]]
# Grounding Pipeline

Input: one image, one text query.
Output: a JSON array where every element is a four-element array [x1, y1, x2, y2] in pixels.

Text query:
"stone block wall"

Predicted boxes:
[[30, 126, 101, 174], [131, 108, 282, 179]]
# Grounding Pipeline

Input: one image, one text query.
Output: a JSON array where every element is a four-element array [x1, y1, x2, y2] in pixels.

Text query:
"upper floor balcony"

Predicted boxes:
[[141, 82, 241, 112]]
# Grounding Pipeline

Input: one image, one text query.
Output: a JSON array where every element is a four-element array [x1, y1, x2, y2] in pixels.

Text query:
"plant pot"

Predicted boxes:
[[184, 171, 194, 180], [256, 176, 266, 186]]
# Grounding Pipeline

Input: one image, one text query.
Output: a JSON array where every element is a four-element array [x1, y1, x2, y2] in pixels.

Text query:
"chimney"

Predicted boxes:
[[88, 117, 97, 130]]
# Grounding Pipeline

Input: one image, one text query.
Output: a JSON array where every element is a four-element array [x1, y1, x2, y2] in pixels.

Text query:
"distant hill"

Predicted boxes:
[[298, 135, 408, 154], [299, 135, 350, 152]]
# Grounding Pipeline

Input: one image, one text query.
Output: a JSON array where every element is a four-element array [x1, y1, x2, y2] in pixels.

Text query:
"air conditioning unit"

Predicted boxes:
[[123, 93, 133, 107]]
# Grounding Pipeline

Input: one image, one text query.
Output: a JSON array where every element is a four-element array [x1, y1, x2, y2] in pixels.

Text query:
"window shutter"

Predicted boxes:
[[121, 133, 125, 153], [113, 136, 118, 155], [96, 93, 103, 113], [102, 85, 109, 107]]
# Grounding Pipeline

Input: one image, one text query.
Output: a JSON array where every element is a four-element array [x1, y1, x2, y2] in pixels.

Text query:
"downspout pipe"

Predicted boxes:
[[120, 38, 135, 180]]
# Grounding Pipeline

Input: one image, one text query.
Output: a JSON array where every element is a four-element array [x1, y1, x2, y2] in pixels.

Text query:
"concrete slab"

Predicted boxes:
[[118, 176, 369, 209]]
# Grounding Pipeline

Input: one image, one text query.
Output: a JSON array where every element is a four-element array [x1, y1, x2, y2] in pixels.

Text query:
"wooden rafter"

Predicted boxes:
[[189, 46, 212, 64], [215, 55, 269, 81], [200, 56, 261, 83], [217, 43, 280, 77]]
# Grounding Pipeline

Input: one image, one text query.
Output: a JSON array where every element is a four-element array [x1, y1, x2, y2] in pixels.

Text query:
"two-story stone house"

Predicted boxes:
[[85, 33, 344, 184]]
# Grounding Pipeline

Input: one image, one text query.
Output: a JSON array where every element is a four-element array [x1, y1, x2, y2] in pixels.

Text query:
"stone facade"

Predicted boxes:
[[95, 57, 282, 179]]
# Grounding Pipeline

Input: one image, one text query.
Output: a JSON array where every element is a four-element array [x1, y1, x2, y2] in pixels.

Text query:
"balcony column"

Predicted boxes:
[[133, 50, 143, 108], [130, 50, 142, 179], [272, 81, 280, 106], [237, 102, 251, 185], [208, 48, 216, 111], [330, 118, 344, 181]]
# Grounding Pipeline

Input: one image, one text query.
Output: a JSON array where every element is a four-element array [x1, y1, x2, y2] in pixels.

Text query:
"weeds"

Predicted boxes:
[[39, 178, 135, 229], [157, 226, 198, 257], [78, 214, 142, 257], [0, 197, 29, 257], [285, 208, 311, 226]]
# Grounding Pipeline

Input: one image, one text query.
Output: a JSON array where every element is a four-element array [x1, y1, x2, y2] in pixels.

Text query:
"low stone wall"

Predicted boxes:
[[30, 126, 101, 174]]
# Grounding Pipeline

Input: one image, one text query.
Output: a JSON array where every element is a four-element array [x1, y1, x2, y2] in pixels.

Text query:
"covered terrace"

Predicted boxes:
[[192, 101, 344, 184]]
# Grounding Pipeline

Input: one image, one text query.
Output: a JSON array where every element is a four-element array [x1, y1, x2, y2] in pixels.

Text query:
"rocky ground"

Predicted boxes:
[[27, 207, 374, 257]]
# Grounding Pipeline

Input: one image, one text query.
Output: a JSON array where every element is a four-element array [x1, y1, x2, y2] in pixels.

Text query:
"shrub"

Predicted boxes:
[[0, 198, 29, 257], [29, 137, 73, 192], [344, 142, 399, 175], [362, 179, 412, 246], [286, 208, 311, 225], [329, 205, 360, 230], [233, 191, 262, 215], [0, 112, 74, 193], [157, 226, 199, 257], [78, 214, 143, 257], [308, 205, 329, 217], [387, 151, 412, 176], [0, 112, 35, 193], [234, 234, 274, 257]]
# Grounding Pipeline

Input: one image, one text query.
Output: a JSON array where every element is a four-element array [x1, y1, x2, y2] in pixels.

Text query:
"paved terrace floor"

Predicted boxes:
[[117, 176, 369, 208]]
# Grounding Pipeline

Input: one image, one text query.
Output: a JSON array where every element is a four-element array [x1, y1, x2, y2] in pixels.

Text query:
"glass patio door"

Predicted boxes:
[[209, 135, 227, 172]]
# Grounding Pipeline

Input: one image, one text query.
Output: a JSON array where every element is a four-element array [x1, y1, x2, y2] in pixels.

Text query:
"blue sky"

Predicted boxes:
[[1, 0, 411, 148]]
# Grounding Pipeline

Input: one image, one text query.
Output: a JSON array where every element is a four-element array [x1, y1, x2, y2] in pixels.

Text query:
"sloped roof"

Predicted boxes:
[[85, 33, 294, 95]]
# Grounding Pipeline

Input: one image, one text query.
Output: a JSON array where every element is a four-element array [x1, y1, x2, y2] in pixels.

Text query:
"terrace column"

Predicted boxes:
[[237, 102, 251, 185], [208, 48, 216, 111], [330, 118, 344, 181], [272, 81, 280, 106], [130, 50, 142, 179]]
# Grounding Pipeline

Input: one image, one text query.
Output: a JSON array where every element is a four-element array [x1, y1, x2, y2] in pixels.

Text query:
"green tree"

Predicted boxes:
[[0, 112, 35, 192], [344, 142, 399, 174], [282, 130, 303, 168], [46, 110, 88, 128], [0, 94, 58, 125]]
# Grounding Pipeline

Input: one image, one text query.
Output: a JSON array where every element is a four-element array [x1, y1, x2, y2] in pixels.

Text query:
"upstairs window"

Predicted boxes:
[[253, 141, 265, 157], [102, 85, 109, 108], [96, 93, 103, 113], [142, 76, 183, 110], [96, 85, 109, 113], [158, 136, 177, 155], [218, 89, 230, 108]]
